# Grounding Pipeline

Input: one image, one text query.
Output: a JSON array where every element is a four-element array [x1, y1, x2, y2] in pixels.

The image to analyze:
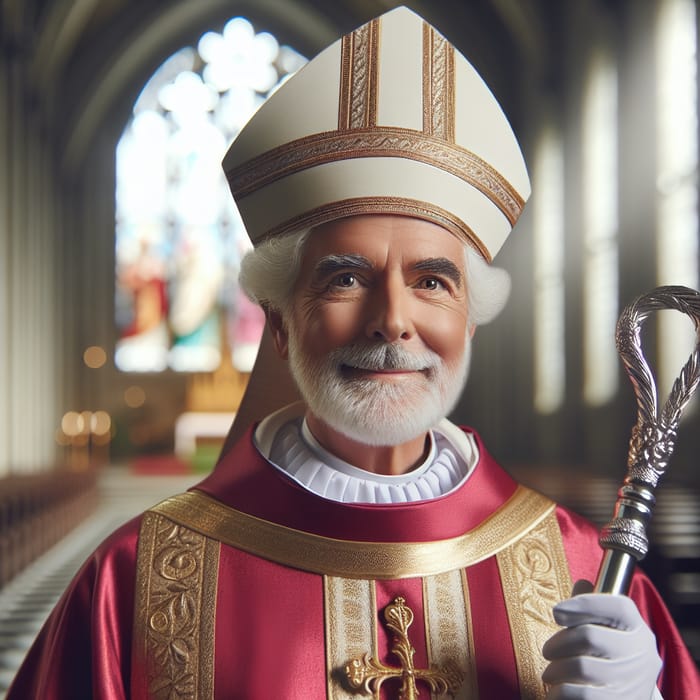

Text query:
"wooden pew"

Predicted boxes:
[[0, 469, 98, 588]]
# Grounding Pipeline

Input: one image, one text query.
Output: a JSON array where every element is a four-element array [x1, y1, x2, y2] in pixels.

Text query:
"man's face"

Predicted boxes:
[[272, 214, 473, 446]]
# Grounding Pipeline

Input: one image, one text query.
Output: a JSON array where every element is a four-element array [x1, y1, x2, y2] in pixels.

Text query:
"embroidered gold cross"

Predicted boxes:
[[345, 596, 464, 699]]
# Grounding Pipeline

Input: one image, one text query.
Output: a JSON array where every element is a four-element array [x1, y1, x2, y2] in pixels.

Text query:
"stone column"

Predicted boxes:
[[0, 50, 9, 476]]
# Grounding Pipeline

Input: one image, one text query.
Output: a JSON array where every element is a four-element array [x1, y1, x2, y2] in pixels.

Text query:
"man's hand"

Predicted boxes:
[[542, 581, 662, 699]]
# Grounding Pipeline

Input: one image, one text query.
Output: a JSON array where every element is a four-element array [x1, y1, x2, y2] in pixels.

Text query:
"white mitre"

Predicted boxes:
[[222, 5, 530, 262]]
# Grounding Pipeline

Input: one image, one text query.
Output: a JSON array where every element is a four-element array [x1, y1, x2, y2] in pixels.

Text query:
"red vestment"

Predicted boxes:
[[7, 426, 700, 699]]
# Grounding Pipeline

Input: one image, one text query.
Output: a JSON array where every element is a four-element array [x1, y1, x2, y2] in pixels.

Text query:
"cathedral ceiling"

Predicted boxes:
[[2, 0, 557, 174]]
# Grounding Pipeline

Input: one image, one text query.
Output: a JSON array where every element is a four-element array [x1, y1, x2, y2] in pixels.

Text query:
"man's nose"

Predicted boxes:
[[364, 280, 415, 342]]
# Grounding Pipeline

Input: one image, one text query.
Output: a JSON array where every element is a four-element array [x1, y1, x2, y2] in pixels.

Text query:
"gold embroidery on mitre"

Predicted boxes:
[[423, 571, 478, 699], [423, 25, 455, 142], [133, 512, 219, 699], [345, 596, 464, 699], [260, 196, 490, 262], [339, 18, 380, 130], [496, 511, 572, 700], [226, 126, 524, 228]]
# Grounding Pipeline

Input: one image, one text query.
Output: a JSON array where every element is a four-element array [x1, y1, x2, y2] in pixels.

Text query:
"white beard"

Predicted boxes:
[[286, 326, 472, 446]]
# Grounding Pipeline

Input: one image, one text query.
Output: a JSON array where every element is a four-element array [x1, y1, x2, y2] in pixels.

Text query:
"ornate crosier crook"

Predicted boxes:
[[595, 285, 700, 594]]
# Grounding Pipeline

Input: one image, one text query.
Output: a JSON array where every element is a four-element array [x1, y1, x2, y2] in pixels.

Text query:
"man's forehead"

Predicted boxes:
[[302, 214, 468, 265]]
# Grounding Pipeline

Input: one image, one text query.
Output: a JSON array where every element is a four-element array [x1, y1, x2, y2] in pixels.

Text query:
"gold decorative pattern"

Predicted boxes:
[[496, 512, 572, 700], [325, 577, 377, 699], [423, 25, 455, 142], [346, 597, 464, 699], [258, 196, 490, 262], [226, 126, 524, 227], [339, 18, 380, 130], [133, 512, 219, 700], [149, 486, 554, 580], [423, 571, 478, 699]]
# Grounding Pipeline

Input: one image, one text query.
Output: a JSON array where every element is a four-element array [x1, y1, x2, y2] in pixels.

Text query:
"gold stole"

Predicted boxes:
[[132, 488, 571, 699]]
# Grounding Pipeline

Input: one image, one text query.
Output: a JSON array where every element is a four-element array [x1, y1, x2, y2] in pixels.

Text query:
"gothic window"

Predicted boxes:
[[114, 17, 306, 372]]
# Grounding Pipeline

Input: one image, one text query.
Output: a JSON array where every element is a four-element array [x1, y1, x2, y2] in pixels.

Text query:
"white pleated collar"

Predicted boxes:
[[254, 403, 479, 504]]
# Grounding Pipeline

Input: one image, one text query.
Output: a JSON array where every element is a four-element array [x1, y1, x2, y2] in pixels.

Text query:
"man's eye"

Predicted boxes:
[[331, 273, 357, 288], [418, 277, 444, 291]]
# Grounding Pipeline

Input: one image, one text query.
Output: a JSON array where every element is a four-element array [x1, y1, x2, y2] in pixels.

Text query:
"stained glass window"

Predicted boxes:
[[115, 17, 306, 372]]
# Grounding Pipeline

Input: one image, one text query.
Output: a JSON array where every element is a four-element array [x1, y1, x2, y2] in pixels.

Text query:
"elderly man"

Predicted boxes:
[[9, 6, 700, 699]]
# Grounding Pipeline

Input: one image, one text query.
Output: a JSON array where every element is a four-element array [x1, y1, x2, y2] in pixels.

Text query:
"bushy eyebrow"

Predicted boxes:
[[412, 257, 463, 288], [313, 254, 373, 279]]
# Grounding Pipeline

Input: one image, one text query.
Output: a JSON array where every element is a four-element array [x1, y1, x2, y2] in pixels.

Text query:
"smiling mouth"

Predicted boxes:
[[340, 365, 428, 379]]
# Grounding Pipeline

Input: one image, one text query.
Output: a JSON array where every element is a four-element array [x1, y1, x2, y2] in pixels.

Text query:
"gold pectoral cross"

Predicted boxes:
[[345, 596, 464, 699]]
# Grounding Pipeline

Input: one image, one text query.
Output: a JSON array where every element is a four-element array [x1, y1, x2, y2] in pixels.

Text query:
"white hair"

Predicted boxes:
[[239, 226, 511, 325], [239, 229, 312, 315]]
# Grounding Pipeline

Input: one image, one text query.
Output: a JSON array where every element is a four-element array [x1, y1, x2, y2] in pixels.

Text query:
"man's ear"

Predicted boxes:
[[469, 323, 477, 339], [265, 307, 289, 359]]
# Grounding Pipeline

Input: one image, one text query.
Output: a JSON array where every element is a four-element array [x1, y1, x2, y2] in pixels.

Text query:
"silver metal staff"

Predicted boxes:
[[595, 285, 700, 595]]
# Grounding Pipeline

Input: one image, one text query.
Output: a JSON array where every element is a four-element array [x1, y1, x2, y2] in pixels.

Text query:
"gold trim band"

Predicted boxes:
[[339, 18, 380, 130], [424, 570, 478, 699], [423, 25, 455, 142], [149, 486, 555, 580], [226, 126, 524, 227], [497, 511, 572, 699], [257, 196, 491, 262], [325, 577, 377, 698], [133, 512, 219, 699]]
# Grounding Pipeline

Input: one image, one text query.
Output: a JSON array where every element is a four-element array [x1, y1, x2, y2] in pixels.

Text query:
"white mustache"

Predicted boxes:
[[328, 343, 438, 372]]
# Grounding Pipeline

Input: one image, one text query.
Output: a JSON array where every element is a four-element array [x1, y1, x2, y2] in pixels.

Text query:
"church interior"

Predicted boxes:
[[1, 0, 700, 690]]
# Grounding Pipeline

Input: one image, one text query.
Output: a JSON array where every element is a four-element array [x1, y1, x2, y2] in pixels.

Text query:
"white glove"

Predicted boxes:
[[542, 581, 662, 699]]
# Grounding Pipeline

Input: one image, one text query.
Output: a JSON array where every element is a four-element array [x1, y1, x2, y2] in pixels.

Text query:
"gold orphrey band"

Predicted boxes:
[[424, 24, 455, 142], [339, 18, 379, 130]]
